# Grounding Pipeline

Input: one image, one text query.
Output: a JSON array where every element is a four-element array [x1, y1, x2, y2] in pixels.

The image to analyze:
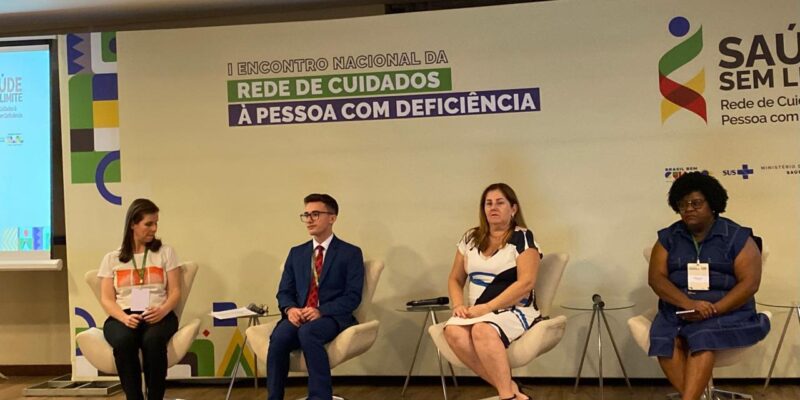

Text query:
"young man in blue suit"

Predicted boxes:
[[267, 193, 365, 400]]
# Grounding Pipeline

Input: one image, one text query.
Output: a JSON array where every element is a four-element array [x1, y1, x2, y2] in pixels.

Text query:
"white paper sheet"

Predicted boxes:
[[209, 307, 258, 320], [130, 287, 150, 312]]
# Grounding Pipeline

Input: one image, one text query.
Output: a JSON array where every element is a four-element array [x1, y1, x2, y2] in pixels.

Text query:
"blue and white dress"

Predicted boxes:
[[445, 226, 542, 347]]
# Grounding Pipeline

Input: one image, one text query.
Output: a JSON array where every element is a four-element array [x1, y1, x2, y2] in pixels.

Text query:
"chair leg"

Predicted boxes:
[[709, 388, 753, 400]]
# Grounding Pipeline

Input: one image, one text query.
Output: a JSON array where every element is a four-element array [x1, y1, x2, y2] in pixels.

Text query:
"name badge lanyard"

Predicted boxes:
[[131, 248, 148, 285], [692, 237, 702, 263]]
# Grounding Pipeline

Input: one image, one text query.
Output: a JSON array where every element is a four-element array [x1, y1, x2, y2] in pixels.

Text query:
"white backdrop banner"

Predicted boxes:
[[64, 0, 800, 379]]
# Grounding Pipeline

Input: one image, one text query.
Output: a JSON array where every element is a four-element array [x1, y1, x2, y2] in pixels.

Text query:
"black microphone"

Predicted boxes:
[[592, 294, 605, 308], [247, 303, 267, 315], [406, 296, 449, 307]]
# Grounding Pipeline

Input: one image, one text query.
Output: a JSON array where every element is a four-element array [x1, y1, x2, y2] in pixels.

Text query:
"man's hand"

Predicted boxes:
[[286, 307, 304, 326], [300, 307, 321, 322]]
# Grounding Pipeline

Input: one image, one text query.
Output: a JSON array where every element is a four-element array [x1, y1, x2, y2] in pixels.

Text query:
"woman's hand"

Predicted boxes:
[[142, 305, 170, 324], [680, 300, 717, 321], [467, 304, 492, 318], [121, 313, 142, 329], [452, 305, 469, 318]]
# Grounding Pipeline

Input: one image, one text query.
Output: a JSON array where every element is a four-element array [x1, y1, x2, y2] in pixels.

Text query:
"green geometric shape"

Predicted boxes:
[[101, 32, 117, 63], [69, 75, 93, 130], [71, 151, 121, 184], [188, 339, 215, 377], [222, 345, 253, 377]]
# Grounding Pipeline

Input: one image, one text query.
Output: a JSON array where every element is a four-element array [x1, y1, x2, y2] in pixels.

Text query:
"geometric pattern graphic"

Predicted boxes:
[[185, 339, 216, 377], [659, 16, 707, 123], [216, 328, 255, 377], [213, 302, 239, 327], [1, 228, 20, 251], [67, 32, 122, 205]]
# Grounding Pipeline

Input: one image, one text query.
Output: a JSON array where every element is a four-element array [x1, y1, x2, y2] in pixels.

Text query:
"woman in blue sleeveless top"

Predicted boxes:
[[648, 172, 769, 400]]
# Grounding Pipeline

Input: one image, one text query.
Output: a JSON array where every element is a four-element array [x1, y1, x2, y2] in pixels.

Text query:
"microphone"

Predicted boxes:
[[591, 294, 605, 308], [247, 303, 267, 315], [406, 296, 449, 307]]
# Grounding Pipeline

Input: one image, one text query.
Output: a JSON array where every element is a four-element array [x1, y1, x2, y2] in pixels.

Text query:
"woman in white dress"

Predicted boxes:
[[444, 183, 541, 400]]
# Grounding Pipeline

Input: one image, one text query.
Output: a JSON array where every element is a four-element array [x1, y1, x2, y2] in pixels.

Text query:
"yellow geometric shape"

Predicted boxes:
[[92, 100, 119, 128], [661, 68, 705, 122], [215, 328, 255, 377]]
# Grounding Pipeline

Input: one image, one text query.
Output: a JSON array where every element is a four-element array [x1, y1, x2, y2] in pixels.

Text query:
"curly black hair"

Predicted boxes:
[[668, 172, 728, 216]]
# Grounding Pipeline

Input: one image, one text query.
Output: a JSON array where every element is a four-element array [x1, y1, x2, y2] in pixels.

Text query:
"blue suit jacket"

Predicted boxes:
[[276, 235, 365, 329]]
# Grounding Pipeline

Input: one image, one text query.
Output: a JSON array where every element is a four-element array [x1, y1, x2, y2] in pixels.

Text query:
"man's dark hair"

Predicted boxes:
[[668, 172, 728, 217], [304, 193, 339, 215]]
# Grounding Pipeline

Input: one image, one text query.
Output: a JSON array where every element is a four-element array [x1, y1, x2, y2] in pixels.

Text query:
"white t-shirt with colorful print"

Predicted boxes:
[[97, 245, 180, 310]]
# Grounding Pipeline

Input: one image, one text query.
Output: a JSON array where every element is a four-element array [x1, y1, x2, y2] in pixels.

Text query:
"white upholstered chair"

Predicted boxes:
[[246, 260, 384, 400], [76, 262, 201, 375], [427, 253, 569, 394], [628, 247, 770, 400]]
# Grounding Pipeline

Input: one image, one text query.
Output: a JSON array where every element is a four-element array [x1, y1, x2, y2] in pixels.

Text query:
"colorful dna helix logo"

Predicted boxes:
[[659, 16, 707, 123]]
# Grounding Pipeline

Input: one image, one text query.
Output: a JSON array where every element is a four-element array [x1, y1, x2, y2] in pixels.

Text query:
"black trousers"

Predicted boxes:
[[103, 310, 178, 400]]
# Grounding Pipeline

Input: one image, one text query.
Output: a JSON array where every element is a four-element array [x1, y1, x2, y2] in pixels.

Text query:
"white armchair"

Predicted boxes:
[[76, 262, 201, 375], [428, 253, 569, 372], [246, 260, 384, 398]]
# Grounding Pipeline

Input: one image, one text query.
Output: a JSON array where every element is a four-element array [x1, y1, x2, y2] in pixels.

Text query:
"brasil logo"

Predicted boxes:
[[659, 16, 706, 123]]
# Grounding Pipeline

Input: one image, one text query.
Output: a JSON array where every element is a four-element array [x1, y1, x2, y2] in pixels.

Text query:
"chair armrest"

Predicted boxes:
[[507, 315, 567, 367], [76, 327, 117, 374], [326, 319, 380, 368], [627, 314, 653, 353], [245, 319, 280, 369], [167, 318, 201, 367]]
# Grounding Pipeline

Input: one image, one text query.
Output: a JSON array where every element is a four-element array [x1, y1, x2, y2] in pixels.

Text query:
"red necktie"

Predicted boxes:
[[305, 245, 324, 308]]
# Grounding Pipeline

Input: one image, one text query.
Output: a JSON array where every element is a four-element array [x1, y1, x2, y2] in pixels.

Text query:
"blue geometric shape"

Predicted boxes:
[[33, 227, 44, 250], [737, 164, 754, 180], [75, 306, 97, 357], [669, 16, 690, 37], [213, 302, 238, 327], [92, 74, 118, 101], [95, 150, 122, 205], [67, 34, 86, 75]]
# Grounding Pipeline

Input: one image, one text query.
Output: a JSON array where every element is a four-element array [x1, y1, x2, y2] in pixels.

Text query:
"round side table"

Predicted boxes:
[[562, 296, 634, 400], [396, 305, 457, 400]]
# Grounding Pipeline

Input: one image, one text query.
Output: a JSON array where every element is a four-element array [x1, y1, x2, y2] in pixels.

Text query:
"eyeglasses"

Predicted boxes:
[[299, 211, 335, 222], [677, 198, 706, 212]]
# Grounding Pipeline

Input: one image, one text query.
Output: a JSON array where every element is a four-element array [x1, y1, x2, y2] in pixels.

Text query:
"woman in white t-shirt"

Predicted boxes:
[[444, 183, 541, 400], [98, 198, 181, 400]]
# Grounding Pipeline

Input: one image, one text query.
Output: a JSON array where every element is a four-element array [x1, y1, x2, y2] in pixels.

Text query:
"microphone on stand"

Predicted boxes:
[[592, 294, 605, 308]]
